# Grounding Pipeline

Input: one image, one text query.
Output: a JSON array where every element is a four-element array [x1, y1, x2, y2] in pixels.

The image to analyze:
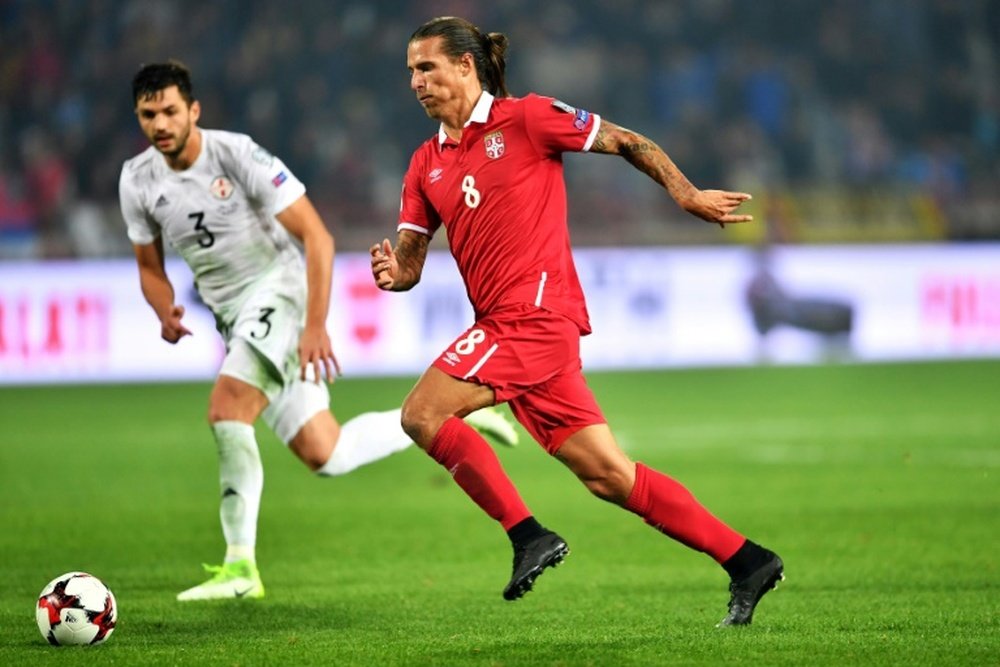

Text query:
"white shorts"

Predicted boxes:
[[217, 279, 329, 444]]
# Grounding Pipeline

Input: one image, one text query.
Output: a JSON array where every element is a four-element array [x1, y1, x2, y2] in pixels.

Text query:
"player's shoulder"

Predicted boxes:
[[206, 128, 281, 169], [519, 93, 597, 133], [202, 128, 252, 147], [121, 145, 158, 174], [203, 128, 253, 159], [119, 145, 161, 191], [488, 93, 534, 117], [519, 92, 572, 114], [494, 93, 569, 125]]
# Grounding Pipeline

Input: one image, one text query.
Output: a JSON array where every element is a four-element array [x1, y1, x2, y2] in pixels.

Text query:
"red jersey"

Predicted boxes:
[[398, 92, 602, 334]]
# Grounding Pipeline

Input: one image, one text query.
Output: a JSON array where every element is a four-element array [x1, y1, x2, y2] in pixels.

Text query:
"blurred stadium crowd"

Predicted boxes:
[[1, 0, 998, 258]]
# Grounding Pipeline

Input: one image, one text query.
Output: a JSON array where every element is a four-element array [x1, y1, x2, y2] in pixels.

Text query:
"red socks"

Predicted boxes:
[[427, 417, 531, 530], [428, 420, 744, 563], [625, 463, 745, 563]]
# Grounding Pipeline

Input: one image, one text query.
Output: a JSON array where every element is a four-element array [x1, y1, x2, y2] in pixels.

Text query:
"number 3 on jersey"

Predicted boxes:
[[188, 211, 215, 248], [462, 175, 480, 209]]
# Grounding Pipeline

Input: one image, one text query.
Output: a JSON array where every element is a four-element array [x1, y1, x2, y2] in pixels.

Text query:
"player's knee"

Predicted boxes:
[[581, 468, 632, 505], [288, 430, 330, 471], [295, 433, 335, 471], [296, 447, 328, 472], [401, 398, 454, 449], [206, 405, 226, 425], [399, 401, 429, 446]]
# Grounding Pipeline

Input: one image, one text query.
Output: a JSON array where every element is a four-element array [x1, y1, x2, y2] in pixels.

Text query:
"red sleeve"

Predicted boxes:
[[397, 146, 441, 237], [522, 93, 602, 158]]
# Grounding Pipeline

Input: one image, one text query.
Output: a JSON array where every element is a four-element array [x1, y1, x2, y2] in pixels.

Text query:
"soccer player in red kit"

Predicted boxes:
[[371, 16, 784, 626]]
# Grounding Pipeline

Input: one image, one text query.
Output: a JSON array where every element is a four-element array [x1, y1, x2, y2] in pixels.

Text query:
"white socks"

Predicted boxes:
[[317, 409, 412, 476], [212, 421, 263, 562]]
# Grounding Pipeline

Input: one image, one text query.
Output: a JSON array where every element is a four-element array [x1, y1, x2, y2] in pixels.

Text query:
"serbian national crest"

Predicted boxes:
[[210, 176, 234, 199], [483, 131, 505, 159]]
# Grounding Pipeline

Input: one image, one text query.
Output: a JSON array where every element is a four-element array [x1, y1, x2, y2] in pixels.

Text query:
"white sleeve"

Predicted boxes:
[[118, 163, 159, 245], [232, 137, 307, 216]]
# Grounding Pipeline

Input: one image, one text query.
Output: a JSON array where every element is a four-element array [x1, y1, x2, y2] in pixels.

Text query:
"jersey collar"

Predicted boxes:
[[437, 90, 496, 148]]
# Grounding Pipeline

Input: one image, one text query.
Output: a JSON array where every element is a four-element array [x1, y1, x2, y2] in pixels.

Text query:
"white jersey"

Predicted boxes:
[[118, 129, 307, 322]]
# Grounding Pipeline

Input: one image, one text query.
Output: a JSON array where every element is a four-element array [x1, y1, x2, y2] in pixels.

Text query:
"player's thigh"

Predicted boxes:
[[262, 375, 332, 464], [508, 359, 606, 453], [208, 372, 269, 423], [403, 366, 495, 445], [229, 288, 303, 388], [555, 423, 636, 504], [406, 365, 496, 417]]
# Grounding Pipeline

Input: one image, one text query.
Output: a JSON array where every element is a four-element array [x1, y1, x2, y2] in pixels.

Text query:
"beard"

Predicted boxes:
[[153, 124, 191, 158]]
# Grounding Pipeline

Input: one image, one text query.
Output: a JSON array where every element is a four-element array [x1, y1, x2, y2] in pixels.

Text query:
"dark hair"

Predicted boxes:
[[131, 60, 195, 107], [411, 16, 510, 97]]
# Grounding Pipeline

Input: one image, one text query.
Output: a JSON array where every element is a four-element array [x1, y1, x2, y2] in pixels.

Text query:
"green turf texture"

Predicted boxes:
[[1, 361, 997, 665]]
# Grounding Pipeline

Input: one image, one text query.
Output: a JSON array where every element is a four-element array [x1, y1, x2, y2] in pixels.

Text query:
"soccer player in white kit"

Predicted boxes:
[[118, 61, 517, 601]]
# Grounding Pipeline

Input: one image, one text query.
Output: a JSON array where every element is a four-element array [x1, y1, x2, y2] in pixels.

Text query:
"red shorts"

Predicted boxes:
[[432, 304, 606, 453]]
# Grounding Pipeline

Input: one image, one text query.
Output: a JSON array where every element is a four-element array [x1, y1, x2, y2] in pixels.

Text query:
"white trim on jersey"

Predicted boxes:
[[438, 91, 496, 146], [582, 115, 603, 152], [398, 221, 431, 235], [463, 343, 499, 379], [534, 271, 548, 306]]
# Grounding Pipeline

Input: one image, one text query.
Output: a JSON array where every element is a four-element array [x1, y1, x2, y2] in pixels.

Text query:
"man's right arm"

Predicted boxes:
[[134, 238, 192, 343], [370, 230, 429, 292], [590, 119, 753, 226]]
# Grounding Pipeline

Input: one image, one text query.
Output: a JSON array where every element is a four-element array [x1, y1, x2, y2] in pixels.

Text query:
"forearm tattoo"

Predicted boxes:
[[391, 232, 428, 290], [594, 124, 695, 203]]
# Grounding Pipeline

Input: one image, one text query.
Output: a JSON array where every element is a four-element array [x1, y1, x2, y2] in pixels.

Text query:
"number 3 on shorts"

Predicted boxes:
[[455, 328, 486, 355]]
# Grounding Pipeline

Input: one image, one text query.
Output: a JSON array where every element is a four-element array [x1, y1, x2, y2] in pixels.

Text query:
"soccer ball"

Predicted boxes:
[[36, 572, 117, 646]]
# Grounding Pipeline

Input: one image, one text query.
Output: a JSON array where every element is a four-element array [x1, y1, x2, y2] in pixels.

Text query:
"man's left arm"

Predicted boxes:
[[590, 120, 753, 226], [275, 194, 340, 382]]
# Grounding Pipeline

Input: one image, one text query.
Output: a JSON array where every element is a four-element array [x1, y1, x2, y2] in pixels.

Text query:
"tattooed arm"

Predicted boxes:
[[370, 230, 430, 292], [590, 120, 753, 225]]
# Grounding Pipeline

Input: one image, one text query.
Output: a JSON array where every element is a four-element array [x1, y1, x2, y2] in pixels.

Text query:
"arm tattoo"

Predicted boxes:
[[592, 125, 610, 153], [596, 122, 696, 205], [391, 232, 429, 291]]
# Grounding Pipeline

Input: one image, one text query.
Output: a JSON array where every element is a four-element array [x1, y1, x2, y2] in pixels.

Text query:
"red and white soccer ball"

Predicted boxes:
[[36, 572, 117, 646]]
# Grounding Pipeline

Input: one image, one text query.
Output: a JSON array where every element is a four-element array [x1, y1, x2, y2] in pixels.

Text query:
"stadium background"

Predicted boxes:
[[1, 0, 998, 257], [1, 0, 999, 382]]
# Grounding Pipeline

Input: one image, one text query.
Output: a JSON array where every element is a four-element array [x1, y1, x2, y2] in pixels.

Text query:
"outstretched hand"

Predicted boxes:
[[160, 304, 193, 343], [683, 190, 754, 228], [299, 324, 341, 383], [370, 238, 398, 290]]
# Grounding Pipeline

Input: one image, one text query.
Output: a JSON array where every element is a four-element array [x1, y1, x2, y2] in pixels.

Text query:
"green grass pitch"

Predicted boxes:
[[1, 361, 997, 665]]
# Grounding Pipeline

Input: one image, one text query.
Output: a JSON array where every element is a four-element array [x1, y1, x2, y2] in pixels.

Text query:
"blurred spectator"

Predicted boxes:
[[0, 158, 38, 259], [0, 0, 997, 256], [20, 127, 74, 257]]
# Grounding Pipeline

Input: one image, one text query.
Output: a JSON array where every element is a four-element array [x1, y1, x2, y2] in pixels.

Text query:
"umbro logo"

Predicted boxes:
[[155, 194, 169, 208], [428, 168, 443, 184]]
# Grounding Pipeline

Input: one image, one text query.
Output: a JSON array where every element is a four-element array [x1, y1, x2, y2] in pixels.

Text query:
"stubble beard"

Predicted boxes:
[[155, 124, 190, 160]]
